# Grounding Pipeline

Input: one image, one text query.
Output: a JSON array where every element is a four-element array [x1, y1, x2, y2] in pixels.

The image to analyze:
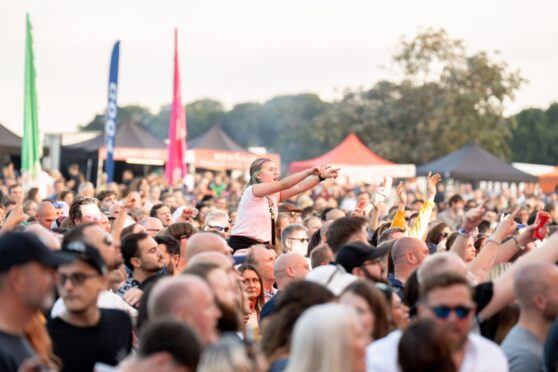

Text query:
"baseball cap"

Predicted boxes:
[[0, 232, 75, 273], [336, 242, 389, 274], [62, 241, 108, 275]]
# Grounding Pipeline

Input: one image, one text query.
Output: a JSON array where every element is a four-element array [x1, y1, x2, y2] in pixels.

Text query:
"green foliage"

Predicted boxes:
[[79, 28, 534, 167], [80, 105, 154, 131], [511, 103, 558, 165]]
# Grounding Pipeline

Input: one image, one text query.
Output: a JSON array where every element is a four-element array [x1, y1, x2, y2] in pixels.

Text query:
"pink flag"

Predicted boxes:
[[165, 28, 187, 186]]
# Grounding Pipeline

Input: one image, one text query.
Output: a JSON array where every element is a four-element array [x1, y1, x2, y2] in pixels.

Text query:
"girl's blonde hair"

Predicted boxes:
[[247, 158, 272, 187]]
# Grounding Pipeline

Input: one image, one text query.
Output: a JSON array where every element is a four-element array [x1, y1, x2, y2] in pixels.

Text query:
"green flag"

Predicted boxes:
[[22, 14, 41, 178]]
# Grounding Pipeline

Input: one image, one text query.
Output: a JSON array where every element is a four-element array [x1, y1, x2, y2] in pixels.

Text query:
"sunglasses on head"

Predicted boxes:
[[429, 305, 472, 319], [207, 225, 230, 233]]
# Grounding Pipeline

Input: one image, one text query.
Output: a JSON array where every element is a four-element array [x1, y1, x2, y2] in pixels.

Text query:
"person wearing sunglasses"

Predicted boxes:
[[281, 224, 310, 256], [48, 241, 132, 372], [203, 210, 231, 239], [367, 272, 507, 372]]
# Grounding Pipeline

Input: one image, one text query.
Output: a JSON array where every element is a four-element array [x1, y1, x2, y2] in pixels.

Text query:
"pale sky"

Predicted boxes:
[[1, 0, 557, 136]]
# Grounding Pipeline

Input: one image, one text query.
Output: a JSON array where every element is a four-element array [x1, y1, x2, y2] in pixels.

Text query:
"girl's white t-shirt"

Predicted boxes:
[[231, 185, 279, 242]]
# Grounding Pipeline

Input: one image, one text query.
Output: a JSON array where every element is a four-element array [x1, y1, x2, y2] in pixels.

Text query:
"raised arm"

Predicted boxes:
[[450, 206, 484, 259], [252, 167, 316, 198], [405, 172, 441, 239], [278, 165, 339, 201], [479, 227, 553, 321], [467, 209, 518, 283]]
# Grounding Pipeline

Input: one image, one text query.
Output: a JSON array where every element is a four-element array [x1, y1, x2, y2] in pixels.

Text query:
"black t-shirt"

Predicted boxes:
[[47, 309, 132, 372], [544, 318, 558, 372], [0, 330, 36, 372]]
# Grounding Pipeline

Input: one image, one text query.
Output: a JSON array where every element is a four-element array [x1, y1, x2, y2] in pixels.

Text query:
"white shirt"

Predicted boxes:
[[231, 186, 279, 242], [367, 330, 508, 372], [51, 290, 138, 324]]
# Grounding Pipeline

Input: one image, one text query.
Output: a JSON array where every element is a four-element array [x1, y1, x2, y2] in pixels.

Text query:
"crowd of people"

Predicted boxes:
[[0, 158, 558, 372]]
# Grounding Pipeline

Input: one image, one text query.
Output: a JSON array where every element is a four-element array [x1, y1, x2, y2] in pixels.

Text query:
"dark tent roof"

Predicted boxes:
[[0, 122, 22, 155], [188, 126, 246, 151], [417, 143, 537, 182], [65, 121, 165, 152]]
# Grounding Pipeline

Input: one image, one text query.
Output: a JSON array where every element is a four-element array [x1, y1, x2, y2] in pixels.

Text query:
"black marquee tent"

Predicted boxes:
[[0, 122, 22, 156], [417, 143, 537, 182]]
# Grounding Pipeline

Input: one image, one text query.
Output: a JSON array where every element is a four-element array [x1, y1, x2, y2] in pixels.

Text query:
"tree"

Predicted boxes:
[[317, 28, 524, 164], [511, 103, 558, 164], [80, 105, 154, 131]]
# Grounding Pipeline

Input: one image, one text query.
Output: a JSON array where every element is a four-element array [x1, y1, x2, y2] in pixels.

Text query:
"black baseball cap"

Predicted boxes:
[[0, 232, 75, 272], [336, 242, 389, 274], [62, 241, 108, 275]]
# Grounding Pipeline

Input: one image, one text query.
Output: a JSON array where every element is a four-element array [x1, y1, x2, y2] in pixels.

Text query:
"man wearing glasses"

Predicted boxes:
[[203, 210, 231, 239], [281, 224, 309, 256], [367, 272, 507, 371], [48, 241, 132, 371]]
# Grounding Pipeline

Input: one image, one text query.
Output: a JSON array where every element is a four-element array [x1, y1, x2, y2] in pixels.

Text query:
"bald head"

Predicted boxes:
[[274, 253, 310, 290], [36, 202, 57, 229], [139, 217, 164, 237], [391, 237, 429, 284], [148, 275, 221, 345], [391, 237, 428, 264], [417, 252, 467, 285], [514, 264, 558, 311], [187, 251, 232, 271], [325, 208, 346, 221], [185, 232, 232, 261]]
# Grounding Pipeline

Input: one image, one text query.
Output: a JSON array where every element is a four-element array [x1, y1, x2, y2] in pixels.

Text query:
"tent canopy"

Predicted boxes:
[[0, 122, 23, 155], [288, 133, 415, 180], [417, 143, 537, 182], [65, 121, 166, 161], [188, 126, 280, 171], [539, 167, 558, 193], [188, 126, 246, 152]]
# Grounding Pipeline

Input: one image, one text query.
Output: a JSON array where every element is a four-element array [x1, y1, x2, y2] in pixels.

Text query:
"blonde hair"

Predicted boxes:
[[285, 304, 359, 372], [247, 158, 272, 187]]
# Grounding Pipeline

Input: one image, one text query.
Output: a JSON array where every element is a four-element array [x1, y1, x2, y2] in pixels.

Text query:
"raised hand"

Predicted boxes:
[[426, 172, 442, 201], [493, 208, 519, 241], [461, 205, 485, 233], [396, 181, 407, 208]]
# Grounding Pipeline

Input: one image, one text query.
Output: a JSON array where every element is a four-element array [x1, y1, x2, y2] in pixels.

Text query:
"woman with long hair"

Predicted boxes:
[[285, 304, 367, 372], [229, 158, 338, 250], [261, 281, 335, 371], [340, 280, 391, 344], [238, 264, 265, 337]]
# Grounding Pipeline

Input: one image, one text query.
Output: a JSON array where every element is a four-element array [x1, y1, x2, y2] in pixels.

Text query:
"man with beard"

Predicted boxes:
[[336, 242, 388, 283], [48, 241, 132, 371], [118, 233, 165, 297], [0, 233, 74, 371], [183, 262, 242, 335], [51, 224, 137, 319], [154, 235, 180, 276], [501, 263, 558, 372], [367, 272, 507, 371]]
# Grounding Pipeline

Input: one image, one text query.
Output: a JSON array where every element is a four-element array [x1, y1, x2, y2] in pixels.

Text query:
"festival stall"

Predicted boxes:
[[288, 133, 415, 182]]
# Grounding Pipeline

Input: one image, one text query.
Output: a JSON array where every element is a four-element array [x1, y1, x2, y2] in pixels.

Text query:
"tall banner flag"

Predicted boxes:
[[22, 14, 42, 180], [165, 28, 187, 186], [104, 41, 120, 183]]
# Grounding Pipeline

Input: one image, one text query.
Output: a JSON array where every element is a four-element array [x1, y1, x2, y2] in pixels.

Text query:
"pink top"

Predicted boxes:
[[231, 185, 279, 242]]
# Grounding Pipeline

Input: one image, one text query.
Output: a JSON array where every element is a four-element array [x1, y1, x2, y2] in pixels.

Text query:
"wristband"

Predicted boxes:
[[457, 227, 472, 237], [486, 235, 501, 246]]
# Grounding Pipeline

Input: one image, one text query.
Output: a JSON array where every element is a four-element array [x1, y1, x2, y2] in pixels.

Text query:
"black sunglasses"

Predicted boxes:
[[58, 272, 100, 287], [430, 305, 472, 319]]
